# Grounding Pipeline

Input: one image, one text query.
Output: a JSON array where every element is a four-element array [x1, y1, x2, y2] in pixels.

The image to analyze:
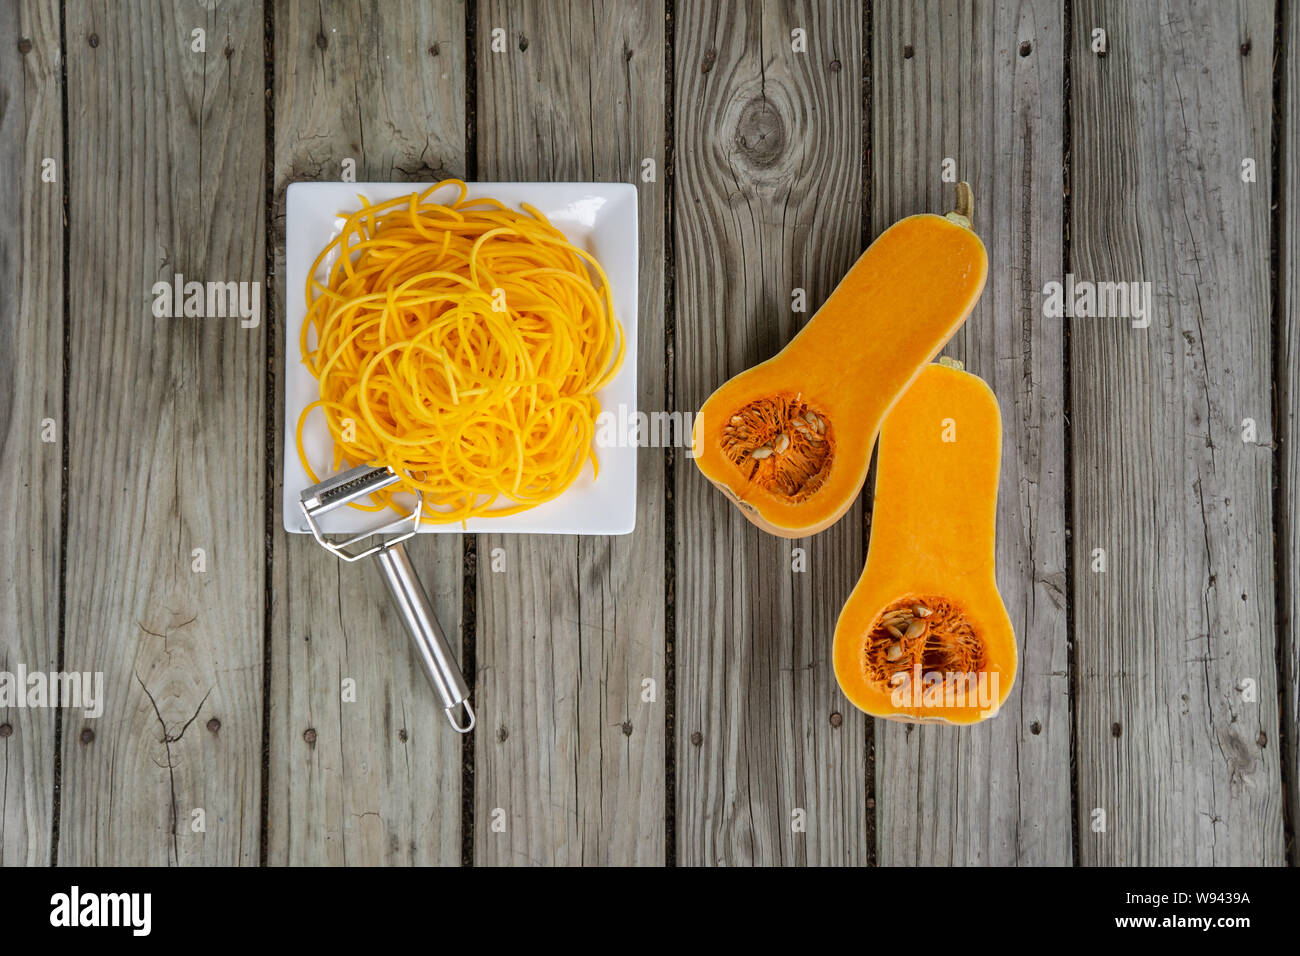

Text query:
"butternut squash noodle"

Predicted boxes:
[[296, 179, 625, 523]]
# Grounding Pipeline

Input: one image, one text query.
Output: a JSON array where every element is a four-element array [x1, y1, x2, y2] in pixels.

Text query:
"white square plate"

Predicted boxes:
[[282, 181, 638, 535]]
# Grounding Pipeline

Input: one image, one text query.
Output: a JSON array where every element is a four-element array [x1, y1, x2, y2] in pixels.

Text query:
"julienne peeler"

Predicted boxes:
[[299, 464, 475, 733]]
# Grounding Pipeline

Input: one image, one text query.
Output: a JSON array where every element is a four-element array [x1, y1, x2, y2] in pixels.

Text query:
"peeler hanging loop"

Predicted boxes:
[[446, 700, 476, 734], [299, 464, 474, 733]]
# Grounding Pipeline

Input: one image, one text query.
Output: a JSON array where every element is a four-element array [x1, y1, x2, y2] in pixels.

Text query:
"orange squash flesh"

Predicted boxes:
[[833, 361, 1016, 724], [691, 203, 988, 538]]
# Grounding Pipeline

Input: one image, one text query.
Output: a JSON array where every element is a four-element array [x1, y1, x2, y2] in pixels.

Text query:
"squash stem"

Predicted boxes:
[[945, 181, 974, 229], [937, 355, 965, 371]]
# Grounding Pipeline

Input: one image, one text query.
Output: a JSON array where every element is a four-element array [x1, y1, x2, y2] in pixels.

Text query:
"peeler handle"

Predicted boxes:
[[373, 542, 475, 733]]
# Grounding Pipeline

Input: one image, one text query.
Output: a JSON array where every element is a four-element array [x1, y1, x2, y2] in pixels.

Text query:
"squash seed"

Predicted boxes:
[[885, 643, 903, 662], [862, 595, 988, 688], [904, 619, 925, 640], [913, 605, 932, 617], [720, 394, 835, 501]]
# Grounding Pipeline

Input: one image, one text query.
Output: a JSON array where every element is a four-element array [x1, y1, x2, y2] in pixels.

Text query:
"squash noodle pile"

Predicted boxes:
[[297, 179, 624, 522]]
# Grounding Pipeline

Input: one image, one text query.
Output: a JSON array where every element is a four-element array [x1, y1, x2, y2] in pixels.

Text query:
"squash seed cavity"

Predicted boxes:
[[721, 393, 834, 501], [861, 596, 987, 686]]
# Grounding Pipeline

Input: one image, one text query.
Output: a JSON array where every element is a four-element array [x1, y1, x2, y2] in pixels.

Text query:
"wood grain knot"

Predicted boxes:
[[733, 97, 786, 169]]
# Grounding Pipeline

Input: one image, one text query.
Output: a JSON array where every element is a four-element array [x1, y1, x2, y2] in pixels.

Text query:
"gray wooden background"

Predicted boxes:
[[0, 0, 1294, 866]]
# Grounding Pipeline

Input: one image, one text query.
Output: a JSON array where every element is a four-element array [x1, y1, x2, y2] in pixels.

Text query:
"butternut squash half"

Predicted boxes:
[[833, 359, 1016, 724], [691, 185, 987, 537]]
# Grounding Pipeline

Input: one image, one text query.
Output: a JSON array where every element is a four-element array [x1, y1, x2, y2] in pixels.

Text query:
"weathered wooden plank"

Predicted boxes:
[[269, 0, 467, 866], [473, 0, 666, 865], [673, 0, 867, 865], [1278, 0, 1300, 857], [58, 0, 265, 864], [871, 0, 1072, 865], [0, 0, 62, 867], [1070, 0, 1283, 864]]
